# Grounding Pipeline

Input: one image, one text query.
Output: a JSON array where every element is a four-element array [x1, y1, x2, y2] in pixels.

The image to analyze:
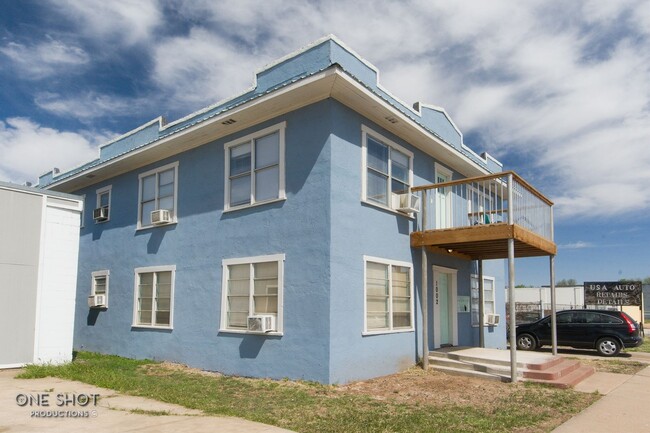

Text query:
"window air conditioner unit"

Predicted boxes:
[[93, 207, 109, 221], [393, 192, 421, 213], [485, 313, 500, 326], [151, 209, 172, 225], [88, 294, 107, 308], [247, 315, 276, 333]]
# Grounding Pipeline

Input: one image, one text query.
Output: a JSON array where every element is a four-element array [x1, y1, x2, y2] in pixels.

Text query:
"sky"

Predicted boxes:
[[1, 0, 649, 285]]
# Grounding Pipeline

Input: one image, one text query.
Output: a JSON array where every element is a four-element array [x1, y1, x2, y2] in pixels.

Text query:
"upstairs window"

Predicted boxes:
[[94, 185, 111, 223], [362, 126, 413, 210], [224, 122, 286, 210], [138, 162, 178, 228]]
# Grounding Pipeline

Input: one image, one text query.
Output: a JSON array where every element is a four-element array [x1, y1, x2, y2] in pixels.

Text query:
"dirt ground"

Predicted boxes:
[[337, 367, 517, 408], [146, 361, 515, 408], [141, 361, 596, 433]]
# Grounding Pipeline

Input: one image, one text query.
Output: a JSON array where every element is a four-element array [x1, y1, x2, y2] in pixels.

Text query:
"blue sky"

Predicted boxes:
[[1, 0, 649, 285]]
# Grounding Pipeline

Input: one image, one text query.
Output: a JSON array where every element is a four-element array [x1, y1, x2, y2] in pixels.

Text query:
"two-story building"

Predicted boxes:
[[40, 36, 556, 384]]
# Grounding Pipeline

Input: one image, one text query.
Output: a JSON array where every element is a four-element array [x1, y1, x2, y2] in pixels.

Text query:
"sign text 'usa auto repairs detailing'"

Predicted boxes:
[[584, 281, 642, 306]]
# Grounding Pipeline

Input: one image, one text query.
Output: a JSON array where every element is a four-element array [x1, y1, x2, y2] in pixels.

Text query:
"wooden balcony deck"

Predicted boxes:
[[411, 223, 557, 260], [410, 171, 557, 260]]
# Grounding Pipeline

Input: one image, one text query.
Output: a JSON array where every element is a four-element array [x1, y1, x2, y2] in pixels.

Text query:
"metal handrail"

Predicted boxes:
[[413, 171, 554, 241]]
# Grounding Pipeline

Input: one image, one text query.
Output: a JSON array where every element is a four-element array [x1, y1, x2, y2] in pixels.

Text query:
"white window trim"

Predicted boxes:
[[362, 255, 415, 335], [80, 194, 86, 229], [137, 161, 179, 230], [132, 265, 176, 329], [95, 185, 112, 223], [223, 122, 286, 212], [361, 125, 414, 216], [220, 253, 285, 335], [470, 274, 496, 327], [91, 270, 110, 307]]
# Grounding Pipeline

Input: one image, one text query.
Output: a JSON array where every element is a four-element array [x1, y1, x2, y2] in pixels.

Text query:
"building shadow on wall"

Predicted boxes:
[[87, 309, 100, 326], [239, 335, 266, 358]]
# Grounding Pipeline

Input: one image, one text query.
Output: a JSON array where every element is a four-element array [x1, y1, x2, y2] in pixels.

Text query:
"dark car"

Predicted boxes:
[[516, 309, 643, 356]]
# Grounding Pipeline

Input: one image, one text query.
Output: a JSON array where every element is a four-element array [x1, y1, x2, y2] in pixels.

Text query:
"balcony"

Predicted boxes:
[[410, 171, 556, 260]]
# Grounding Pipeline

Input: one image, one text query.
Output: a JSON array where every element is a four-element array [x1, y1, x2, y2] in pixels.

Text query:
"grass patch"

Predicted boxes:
[[19, 352, 599, 433], [128, 408, 171, 416], [572, 358, 647, 375], [626, 337, 650, 353]]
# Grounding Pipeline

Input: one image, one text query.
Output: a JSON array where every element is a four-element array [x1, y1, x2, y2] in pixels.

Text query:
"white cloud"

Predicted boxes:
[[0, 118, 109, 184], [559, 241, 594, 249], [151, 28, 275, 110], [149, 1, 650, 222], [0, 36, 89, 79], [5, 0, 649, 223], [34, 91, 150, 120], [50, 0, 162, 45]]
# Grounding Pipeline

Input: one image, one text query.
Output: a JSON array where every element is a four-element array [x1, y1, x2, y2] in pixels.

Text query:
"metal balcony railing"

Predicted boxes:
[[412, 171, 553, 242]]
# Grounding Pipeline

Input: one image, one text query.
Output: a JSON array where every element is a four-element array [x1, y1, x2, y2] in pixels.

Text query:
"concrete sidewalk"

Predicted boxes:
[[552, 364, 650, 432], [0, 369, 295, 433]]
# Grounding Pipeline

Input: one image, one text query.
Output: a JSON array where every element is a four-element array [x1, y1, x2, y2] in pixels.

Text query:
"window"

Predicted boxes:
[[220, 254, 285, 333], [364, 256, 413, 333], [224, 122, 286, 210], [91, 270, 109, 306], [361, 126, 413, 210], [593, 313, 622, 324], [95, 185, 111, 222], [133, 266, 175, 328], [471, 275, 496, 326], [138, 162, 178, 228]]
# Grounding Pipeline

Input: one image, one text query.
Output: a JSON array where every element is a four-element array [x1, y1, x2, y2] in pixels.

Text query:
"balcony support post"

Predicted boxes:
[[507, 173, 518, 383], [478, 260, 485, 348], [508, 238, 517, 383], [421, 190, 429, 370], [550, 255, 558, 355]]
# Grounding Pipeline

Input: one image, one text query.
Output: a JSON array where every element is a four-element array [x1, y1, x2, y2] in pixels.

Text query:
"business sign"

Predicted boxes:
[[584, 281, 642, 306]]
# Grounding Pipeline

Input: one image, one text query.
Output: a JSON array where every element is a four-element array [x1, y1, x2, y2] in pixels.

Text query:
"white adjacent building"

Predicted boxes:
[[0, 181, 82, 368]]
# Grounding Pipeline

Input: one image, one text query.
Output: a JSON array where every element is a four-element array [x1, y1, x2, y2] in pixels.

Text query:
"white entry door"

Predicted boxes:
[[433, 266, 458, 348]]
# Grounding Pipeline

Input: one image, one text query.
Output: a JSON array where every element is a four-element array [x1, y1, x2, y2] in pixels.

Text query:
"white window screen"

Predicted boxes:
[[226, 260, 279, 329], [366, 260, 412, 332]]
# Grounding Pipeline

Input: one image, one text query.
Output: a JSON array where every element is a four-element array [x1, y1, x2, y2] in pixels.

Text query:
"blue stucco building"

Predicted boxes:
[[40, 36, 557, 384]]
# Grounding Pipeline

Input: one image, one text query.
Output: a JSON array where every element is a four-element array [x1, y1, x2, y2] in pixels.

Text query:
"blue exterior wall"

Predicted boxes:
[[74, 100, 334, 383], [328, 102, 419, 383], [33, 35, 520, 385], [325, 101, 503, 382], [72, 97, 506, 384]]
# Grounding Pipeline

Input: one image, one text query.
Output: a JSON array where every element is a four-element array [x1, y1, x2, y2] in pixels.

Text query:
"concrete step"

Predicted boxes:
[[526, 365, 595, 389], [428, 348, 595, 388], [428, 355, 517, 377], [428, 364, 511, 383], [522, 359, 581, 381], [429, 349, 565, 371]]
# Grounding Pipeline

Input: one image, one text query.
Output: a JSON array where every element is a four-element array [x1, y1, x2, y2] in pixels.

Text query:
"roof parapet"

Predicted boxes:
[[40, 35, 496, 188]]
